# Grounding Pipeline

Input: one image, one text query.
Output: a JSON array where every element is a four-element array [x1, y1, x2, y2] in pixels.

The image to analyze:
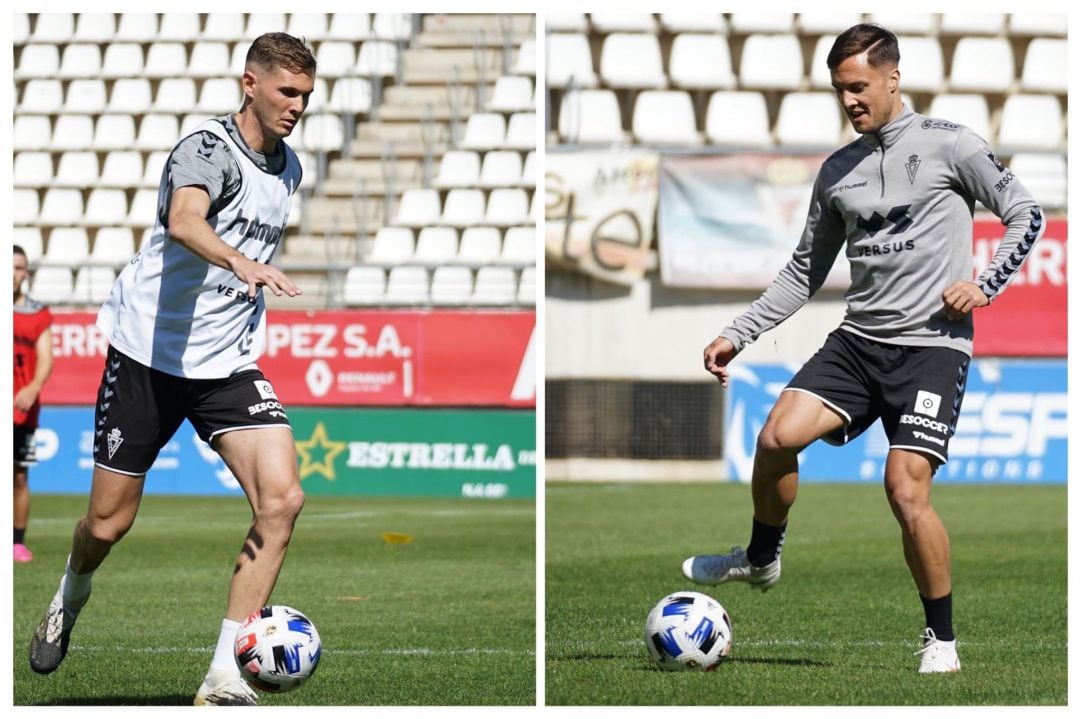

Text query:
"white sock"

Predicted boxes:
[[62, 557, 94, 606], [210, 618, 242, 673]]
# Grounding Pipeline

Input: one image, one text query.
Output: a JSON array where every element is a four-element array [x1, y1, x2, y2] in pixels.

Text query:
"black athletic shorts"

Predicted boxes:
[[785, 329, 970, 465], [93, 346, 292, 475], [14, 425, 38, 467]]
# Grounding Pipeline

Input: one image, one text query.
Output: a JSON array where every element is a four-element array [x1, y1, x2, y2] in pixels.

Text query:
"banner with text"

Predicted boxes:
[[30, 407, 536, 498], [657, 153, 850, 289], [40, 310, 536, 407], [546, 149, 658, 285], [972, 217, 1066, 357], [726, 361, 1066, 484]]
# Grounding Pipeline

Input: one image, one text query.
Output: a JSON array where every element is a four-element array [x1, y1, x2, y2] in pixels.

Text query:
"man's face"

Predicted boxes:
[[830, 51, 901, 135], [13, 253, 29, 297], [243, 65, 315, 141]]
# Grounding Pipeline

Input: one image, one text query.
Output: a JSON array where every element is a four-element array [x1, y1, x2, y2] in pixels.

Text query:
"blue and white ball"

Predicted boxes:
[[235, 605, 322, 692], [644, 591, 732, 671]]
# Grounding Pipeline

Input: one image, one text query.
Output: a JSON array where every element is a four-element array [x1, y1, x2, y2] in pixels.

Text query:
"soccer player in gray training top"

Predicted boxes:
[[29, 34, 315, 705], [682, 24, 1043, 673]]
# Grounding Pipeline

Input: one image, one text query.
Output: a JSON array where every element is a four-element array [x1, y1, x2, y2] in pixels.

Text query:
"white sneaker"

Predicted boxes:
[[915, 628, 961, 673], [194, 668, 258, 706], [29, 575, 90, 674], [681, 546, 781, 592]]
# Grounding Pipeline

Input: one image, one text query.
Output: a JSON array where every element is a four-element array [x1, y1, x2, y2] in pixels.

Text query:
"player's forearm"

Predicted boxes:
[[28, 330, 54, 391], [168, 210, 250, 274], [975, 204, 1044, 303], [723, 262, 814, 351]]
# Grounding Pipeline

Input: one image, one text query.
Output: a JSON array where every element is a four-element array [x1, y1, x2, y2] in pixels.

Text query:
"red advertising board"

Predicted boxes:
[[972, 217, 1066, 357], [42, 310, 536, 407]]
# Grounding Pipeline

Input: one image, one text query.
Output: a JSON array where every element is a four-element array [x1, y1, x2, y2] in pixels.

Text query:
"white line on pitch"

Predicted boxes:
[[73, 645, 535, 657]]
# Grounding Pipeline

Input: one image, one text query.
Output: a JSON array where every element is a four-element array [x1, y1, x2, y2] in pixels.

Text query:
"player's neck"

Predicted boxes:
[[14, 291, 26, 306], [233, 111, 278, 155]]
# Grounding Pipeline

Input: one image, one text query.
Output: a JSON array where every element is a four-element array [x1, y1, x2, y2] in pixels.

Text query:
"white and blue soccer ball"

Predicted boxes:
[[235, 605, 322, 692], [644, 591, 732, 671]]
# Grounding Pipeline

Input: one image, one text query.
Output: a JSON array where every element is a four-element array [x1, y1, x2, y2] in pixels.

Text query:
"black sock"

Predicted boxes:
[[14, 527, 26, 545], [920, 592, 954, 641], [746, 518, 786, 568]]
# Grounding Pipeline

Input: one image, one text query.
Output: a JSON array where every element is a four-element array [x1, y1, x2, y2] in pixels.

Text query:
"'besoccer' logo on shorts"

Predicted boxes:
[[914, 390, 941, 419]]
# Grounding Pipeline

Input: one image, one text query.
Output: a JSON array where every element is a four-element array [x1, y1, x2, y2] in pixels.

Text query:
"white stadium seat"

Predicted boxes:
[[16, 44, 60, 79], [997, 95, 1064, 151], [590, 14, 657, 33], [797, 13, 863, 34], [896, 36, 944, 93], [632, 90, 700, 146], [461, 113, 507, 151], [429, 266, 474, 306], [471, 266, 516, 306], [434, 151, 481, 188], [143, 42, 189, 78], [393, 188, 442, 227], [101, 43, 145, 78], [383, 266, 429, 305], [869, 13, 937, 34], [154, 77, 198, 114], [343, 266, 385, 305], [659, 14, 728, 33], [100, 151, 144, 188], [53, 114, 97, 151], [14, 152, 53, 188], [57, 43, 102, 79], [669, 34, 736, 90], [517, 266, 536, 306], [304, 78, 330, 114], [1021, 39, 1067, 94], [14, 228, 45, 263], [927, 94, 991, 141], [705, 91, 772, 148], [73, 13, 116, 42], [14, 189, 41, 225], [115, 13, 158, 41], [180, 115, 213, 139], [157, 13, 202, 41], [326, 78, 373, 113], [288, 14, 330, 41], [600, 33, 667, 89], [127, 189, 161, 226], [14, 13, 30, 45], [949, 38, 1013, 94], [372, 13, 413, 40], [73, 267, 116, 304], [558, 89, 625, 144], [546, 34, 597, 89], [198, 78, 242, 114], [739, 34, 803, 90], [809, 36, 835, 90], [315, 41, 356, 78], [456, 227, 503, 265], [479, 151, 524, 188], [327, 14, 372, 41], [134, 114, 179, 151], [229, 43, 249, 76], [1008, 153, 1066, 209], [44, 227, 90, 263], [512, 39, 536, 76], [142, 151, 171, 188], [484, 189, 530, 226], [53, 151, 100, 188], [203, 14, 246, 42], [504, 113, 536, 150], [1009, 13, 1067, 36], [188, 42, 231, 77], [366, 226, 415, 265], [940, 13, 1005, 34], [355, 41, 399, 77], [301, 114, 344, 153], [82, 189, 129, 227], [91, 227, 137, 265], [19, 79, 64, 114], [775, 92, 842, 148], [30, 267, 74, 304], [486, 75, 534, 112], [500, 227, 536, 266], [729, 14, 794, 33], [64, 78, 108, 113], [246, 14, 287, 37], [14, 116, 52, 151], [520, 151, 536, 188], [440, 189, 486, 227], [107, 78, 153, 113], [546, 14, 588, 32], [414, 227, 459, 264], [32, 13, 75, 43]]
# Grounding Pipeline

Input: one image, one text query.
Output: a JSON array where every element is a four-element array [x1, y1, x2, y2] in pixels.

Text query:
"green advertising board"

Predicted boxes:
[[290, 408, 536, 498]]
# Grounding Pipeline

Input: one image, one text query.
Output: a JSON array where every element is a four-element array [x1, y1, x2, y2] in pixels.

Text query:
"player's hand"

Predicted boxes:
[[14, 386, 39, 412], [230, 256, 302, 299], [703, 336, 738, 387], [941, 280, 988, 321]]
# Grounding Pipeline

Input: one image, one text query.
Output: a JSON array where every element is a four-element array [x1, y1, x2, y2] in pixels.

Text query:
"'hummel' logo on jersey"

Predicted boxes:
[[905, 154, 920, 185], [198, 134, 218, 159]]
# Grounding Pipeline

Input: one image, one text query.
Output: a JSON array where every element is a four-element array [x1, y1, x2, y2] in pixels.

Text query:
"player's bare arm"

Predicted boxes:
[[940, 280, 989, 321], [168, 186, 301, 299], [14, 327, 53, 412], [704, 336, 739, 387]]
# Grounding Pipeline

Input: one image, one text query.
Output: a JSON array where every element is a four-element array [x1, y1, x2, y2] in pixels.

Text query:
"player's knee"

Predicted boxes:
[[82, 513, 134, 546], [756, 421, 803, 454], [259, 485, 305, 526]]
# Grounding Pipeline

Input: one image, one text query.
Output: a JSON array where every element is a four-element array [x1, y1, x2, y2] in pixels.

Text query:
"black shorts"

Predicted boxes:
[[785, 329, 970, 464], [94, 346, 292, 475], [14, 425, 38, 467]]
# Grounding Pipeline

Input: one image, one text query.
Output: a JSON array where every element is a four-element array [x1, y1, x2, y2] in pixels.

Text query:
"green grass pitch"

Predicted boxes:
[[14, 494, 535, 706], [546, 481, 1066, 706]]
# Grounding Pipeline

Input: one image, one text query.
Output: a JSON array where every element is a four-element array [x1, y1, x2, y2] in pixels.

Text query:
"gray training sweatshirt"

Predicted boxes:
[[720, 105, 1044, 357]]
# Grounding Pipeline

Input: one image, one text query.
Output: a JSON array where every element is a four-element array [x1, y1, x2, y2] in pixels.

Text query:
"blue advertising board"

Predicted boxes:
[[726, 360, 1067, 484]]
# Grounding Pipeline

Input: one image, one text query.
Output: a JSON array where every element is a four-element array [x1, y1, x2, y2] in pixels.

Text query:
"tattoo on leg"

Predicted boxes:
[[233, 526, 265, 575]]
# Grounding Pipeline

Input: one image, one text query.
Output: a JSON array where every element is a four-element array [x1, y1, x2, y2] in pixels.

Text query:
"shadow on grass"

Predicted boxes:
[[32, 696, 196, 706], [557, 654, 832, 669]]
